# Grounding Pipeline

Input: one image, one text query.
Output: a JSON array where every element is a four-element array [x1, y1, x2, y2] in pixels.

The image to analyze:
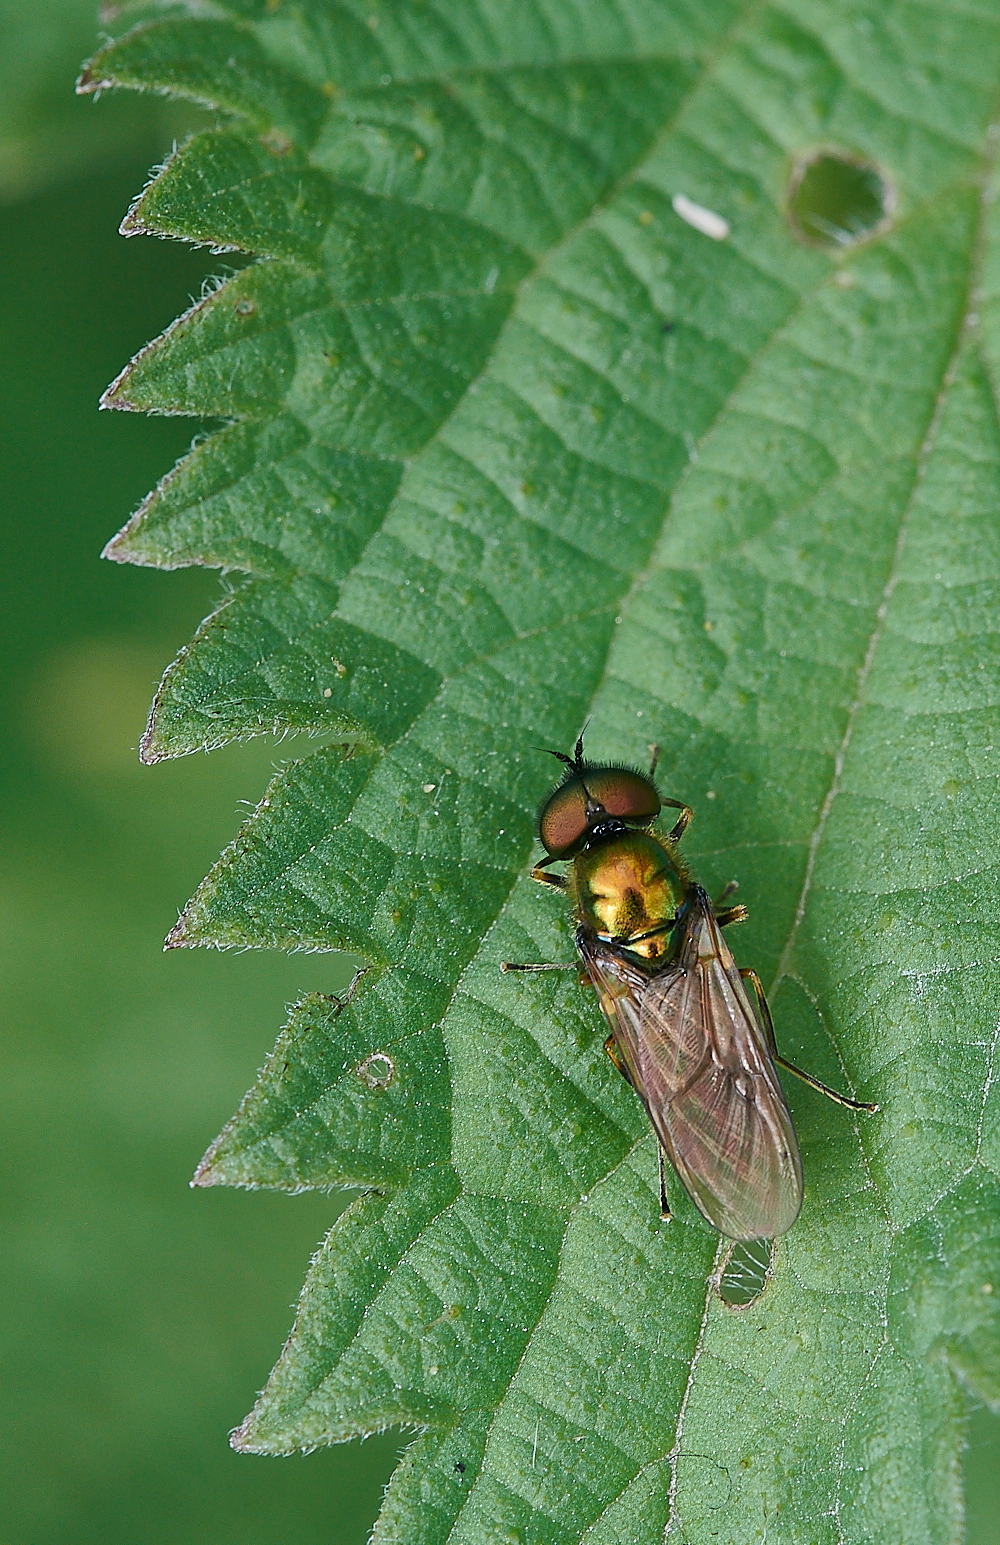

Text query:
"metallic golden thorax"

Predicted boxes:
[[572, 831, 684, 959]]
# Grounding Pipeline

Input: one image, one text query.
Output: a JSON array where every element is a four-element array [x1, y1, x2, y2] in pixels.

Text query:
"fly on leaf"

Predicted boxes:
[[502, 734, 877, 1241]]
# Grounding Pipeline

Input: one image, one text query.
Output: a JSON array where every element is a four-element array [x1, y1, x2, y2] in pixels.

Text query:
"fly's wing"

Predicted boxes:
[[581, 909, 803, 1241]]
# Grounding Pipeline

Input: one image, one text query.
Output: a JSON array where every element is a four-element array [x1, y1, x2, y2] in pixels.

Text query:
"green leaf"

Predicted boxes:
[[93, 1, 1000, 1539], [79, 18, 329, 145]]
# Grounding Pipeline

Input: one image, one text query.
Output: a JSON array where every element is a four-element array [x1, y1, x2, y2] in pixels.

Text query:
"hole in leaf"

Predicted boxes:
[[259, 128, 293, 156], [787, 151, 894, 249], [357, 1051, 395, 1090], [718, 1237, 773, 1306]]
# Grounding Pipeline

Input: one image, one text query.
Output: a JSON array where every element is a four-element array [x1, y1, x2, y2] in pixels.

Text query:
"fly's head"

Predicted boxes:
[[537, 732, 661, 862], [536, 732, 684, 958]]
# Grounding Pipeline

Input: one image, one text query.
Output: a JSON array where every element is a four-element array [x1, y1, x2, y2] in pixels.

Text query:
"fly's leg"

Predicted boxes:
[[640, 737, 692, 840], [775, 1056, 880, 1114], [603, 1034, 634, 1086], [658, 1146, 672, 1223], [714, 880, 748, 928], [501, 946, 588, 983], [500, 960, 577, 973], [603, 1036, 672, 1222], [529, 862, 568, 890], [740, 968, 879, 1114], [617, 917, 677, 949], [661, 797, 693, 844], [646, 740, 691, 843], [739, 968, 779, 1054]]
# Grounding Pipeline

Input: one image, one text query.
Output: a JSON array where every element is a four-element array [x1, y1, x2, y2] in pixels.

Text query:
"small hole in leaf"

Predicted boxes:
[[358, 1051, 395, 1090], [260, 128, 293, 156], [788, 151, 894, 249], [718, 1238, 773, 1306]]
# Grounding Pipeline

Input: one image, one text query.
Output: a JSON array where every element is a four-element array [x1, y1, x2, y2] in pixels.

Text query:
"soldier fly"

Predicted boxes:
[[502, 734, 877, 1241]]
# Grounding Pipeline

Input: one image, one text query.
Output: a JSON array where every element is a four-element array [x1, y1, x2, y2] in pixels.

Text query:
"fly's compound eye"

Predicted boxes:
[[538, 765, 661, 858], [538, 778, 590, 858], [584, 767, 660, 824]]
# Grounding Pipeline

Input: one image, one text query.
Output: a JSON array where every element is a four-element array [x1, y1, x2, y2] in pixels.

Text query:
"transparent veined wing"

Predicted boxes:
[[579, 887, 803, 1240]]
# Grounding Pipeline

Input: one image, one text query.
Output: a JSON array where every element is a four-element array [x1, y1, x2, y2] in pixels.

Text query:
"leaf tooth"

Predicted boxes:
[[138, 578, 441, 762], [192, 979, 451, 1191], [103, 416, 403, 580], [78, 18, 328, 148], [161, 743, 396, 957], [162, 914, 193, 951], [118, 130, 335, 261]]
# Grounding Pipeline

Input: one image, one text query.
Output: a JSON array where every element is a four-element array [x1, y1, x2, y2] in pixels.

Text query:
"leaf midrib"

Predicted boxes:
[[765, 118, 1000, 1206], [649, 99, 1000, 1544]]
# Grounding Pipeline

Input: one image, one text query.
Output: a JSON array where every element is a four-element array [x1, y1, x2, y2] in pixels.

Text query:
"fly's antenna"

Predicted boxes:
[[581, 781, 605, 819], [539, 725, 605, 816], [570, 722, 605, 817], [539, 720, 590, 772]]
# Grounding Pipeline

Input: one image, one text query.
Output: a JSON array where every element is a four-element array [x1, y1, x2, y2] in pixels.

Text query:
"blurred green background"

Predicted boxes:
[[0, 5, 402, 1542], [0, 5, 996, 1542]]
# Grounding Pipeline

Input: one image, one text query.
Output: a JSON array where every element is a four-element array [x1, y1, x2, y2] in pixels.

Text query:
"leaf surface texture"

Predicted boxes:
[[90, 1, 1000, 1538]]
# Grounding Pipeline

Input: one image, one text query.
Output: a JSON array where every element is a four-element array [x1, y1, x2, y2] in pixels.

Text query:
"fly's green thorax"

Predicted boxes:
[[571, 831, 686, 961]]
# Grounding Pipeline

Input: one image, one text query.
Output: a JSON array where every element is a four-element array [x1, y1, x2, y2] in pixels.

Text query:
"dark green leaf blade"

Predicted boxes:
[[94, 0, 1000, 1540], [79, 19, 328, 145]]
